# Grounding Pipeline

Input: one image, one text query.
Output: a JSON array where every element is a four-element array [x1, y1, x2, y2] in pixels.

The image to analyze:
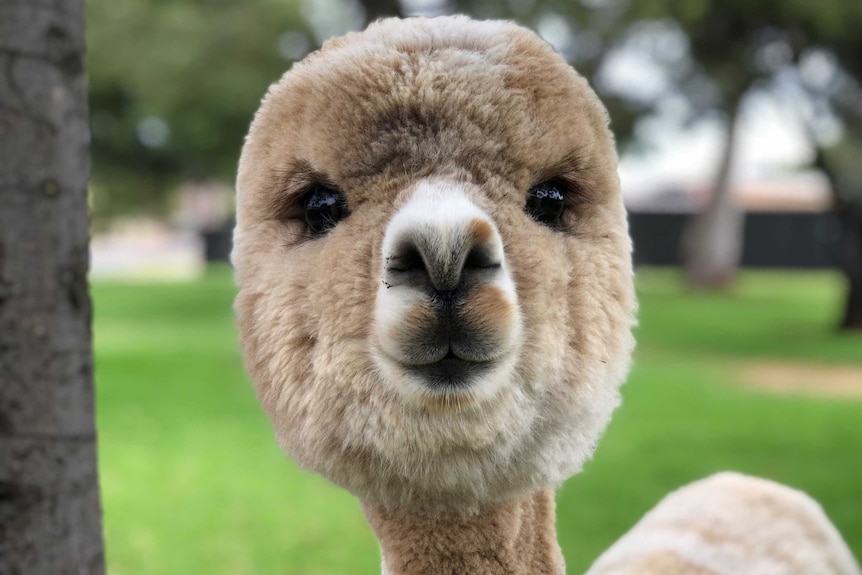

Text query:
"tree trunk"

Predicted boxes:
[[0, 1, 105, 572], [679, 97, 745, 289], [812, 148, 862, 332], [837, 204, 862, 330]]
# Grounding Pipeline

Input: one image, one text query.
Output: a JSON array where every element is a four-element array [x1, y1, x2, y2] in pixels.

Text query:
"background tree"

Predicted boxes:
[[0, 0, 105, 571], [86, 0, 311, 221], [788, 16, 862, 329], [654, 0, 862, 324], [813, 132, 862, 329], [632, 0, 862, 326]]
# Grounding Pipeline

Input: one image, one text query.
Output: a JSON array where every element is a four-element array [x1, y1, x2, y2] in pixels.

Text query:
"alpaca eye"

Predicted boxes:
[[303, 185, 350, 236], [525, 180, 565, 226]]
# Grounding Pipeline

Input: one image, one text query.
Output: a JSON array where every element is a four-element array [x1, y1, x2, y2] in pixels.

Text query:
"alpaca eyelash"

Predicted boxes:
[[536, 151, 597, 205]]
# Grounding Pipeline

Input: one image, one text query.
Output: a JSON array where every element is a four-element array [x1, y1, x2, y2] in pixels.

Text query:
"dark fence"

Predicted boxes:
[[203, 226, 233, 263], [629, 211, 842, 269], [204, 212, 843, 269]]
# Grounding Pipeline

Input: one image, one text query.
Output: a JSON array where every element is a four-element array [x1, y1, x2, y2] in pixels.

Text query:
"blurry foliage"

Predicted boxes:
[[87, 0, 310, 221], [461, 0, 862, 166], [621, 0, 862, 195]]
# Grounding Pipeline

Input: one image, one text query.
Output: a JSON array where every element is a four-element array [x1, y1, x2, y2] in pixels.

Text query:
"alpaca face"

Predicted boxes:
[[233, 16, 636, 510]]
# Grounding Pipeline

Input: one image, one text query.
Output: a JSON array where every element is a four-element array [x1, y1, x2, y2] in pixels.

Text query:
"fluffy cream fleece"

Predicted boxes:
[[586, 472, 862, 575]]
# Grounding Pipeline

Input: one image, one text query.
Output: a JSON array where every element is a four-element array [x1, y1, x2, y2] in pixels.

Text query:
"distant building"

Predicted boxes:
[[625, 172, 840, 269]]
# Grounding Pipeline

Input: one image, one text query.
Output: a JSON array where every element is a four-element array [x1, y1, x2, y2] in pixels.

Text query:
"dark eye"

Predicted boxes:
[[303, 185, 350, 236], [525, 180, 565, 226]]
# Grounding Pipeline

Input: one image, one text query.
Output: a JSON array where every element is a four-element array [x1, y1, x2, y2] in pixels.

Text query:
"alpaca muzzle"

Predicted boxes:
[[373, 180, 522, 396]]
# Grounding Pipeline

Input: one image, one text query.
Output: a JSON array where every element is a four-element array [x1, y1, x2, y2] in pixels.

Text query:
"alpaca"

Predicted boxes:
[[233, 15, 634, 572], [232, 15, 859, 575], [586, 472, 862, 575]]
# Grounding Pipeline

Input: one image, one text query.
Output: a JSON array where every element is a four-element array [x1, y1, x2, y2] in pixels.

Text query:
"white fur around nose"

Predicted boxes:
[[372, 180, 522, 403]]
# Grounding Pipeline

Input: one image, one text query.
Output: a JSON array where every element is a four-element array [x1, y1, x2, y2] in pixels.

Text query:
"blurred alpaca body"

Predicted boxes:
[[587, 472, 861, 575]]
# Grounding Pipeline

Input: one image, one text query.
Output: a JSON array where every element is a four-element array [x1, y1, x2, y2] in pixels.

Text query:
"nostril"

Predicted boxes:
[[464, 245, 501, 271], [387, 243, 425, 274]]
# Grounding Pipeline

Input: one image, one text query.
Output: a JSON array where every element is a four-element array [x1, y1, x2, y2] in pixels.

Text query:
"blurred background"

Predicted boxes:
[[86, 0, 862, 573]]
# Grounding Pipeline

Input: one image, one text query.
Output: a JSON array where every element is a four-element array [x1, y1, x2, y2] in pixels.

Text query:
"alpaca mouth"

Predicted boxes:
[[407, 352, 493, 390]]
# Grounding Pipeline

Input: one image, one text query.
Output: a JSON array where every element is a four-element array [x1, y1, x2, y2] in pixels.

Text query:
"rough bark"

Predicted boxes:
[[0, 0, 105, 572], [680, 97, 745, 289]]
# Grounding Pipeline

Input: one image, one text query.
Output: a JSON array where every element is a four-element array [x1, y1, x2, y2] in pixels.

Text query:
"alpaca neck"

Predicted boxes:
[[361, 489, 565, 575]]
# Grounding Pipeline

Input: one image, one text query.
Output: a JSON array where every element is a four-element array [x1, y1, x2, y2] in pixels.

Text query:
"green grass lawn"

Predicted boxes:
[[94, 266, 862, 574]]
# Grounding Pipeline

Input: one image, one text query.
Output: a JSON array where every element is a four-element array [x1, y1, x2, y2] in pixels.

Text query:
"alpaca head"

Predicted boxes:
[[233, 16, 636, 511]]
